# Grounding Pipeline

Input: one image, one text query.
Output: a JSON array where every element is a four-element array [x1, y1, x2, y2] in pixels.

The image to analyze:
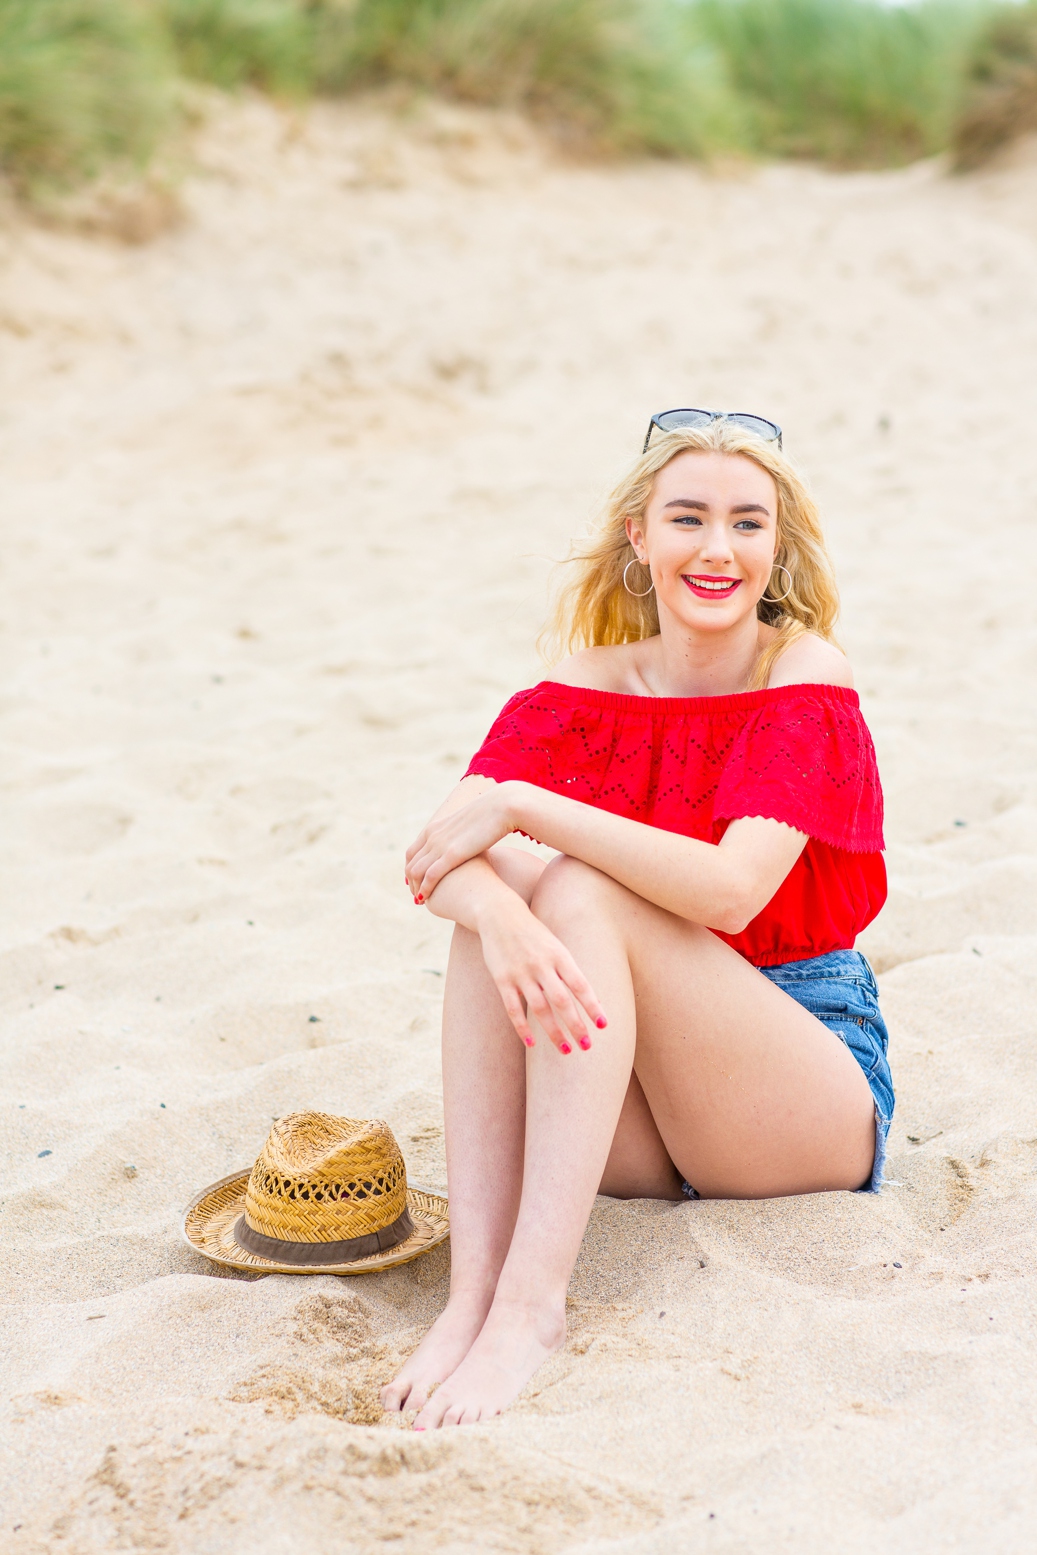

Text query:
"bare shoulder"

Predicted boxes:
[[546, 643, 645, 693], [766, 632, 854, 690]]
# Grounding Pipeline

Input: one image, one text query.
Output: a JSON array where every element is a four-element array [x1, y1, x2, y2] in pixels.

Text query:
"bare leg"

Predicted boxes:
[[413, 862, 640, 1426], [381, 847, 544, 1411], [600, 1070, 684, 1201], [414, 856, 875, 1428]]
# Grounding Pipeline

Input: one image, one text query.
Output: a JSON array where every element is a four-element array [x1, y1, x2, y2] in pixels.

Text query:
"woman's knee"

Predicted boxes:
[[487, 843, 545, 903], [529, 854, 614, 928]]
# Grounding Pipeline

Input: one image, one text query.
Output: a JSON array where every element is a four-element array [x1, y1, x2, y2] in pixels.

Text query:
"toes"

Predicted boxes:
[[413, 1394, 448, 1431], [404, 1381, 430, 1411], [380, 1381, 407, 1412]]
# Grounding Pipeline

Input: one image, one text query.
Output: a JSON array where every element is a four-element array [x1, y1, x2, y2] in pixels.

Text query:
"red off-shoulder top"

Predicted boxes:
[[464, 681, 886, 967]]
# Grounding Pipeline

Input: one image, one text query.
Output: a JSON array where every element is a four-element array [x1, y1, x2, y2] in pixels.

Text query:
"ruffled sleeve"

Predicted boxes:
[[464, 688, 556, 786], [712, 688, 884, 852]]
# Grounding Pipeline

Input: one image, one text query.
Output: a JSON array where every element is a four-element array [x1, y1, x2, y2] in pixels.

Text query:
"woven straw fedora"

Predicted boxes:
[[182, 1111, 449, 1275]]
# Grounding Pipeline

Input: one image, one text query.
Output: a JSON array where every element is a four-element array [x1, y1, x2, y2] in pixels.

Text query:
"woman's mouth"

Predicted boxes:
[[682, 574, 742, 600]]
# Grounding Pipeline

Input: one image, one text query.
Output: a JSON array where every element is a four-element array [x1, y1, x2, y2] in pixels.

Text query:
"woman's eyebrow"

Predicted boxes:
[[662, 498, 771, 515]]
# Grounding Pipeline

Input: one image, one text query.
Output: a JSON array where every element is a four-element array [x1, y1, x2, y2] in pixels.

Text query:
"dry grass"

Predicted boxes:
[[0, 0, 1033, 202], [952, 1, 1037, 168]]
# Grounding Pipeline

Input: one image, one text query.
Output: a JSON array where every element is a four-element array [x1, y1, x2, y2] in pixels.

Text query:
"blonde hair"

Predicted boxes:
[[543, 422, 840, 690]]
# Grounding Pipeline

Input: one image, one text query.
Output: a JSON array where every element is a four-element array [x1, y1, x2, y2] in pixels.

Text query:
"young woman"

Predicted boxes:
[[381, 411, 893, 1430]]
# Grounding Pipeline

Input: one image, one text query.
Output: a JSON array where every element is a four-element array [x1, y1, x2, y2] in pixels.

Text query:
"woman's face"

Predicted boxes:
[[628, 450, 779, 636]]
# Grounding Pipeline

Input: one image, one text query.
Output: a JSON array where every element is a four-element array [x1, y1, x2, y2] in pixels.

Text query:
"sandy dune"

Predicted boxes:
[[2, 96, 1037, 1552]]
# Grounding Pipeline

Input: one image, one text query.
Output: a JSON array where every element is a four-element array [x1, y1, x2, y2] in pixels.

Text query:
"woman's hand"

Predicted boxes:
[[475, 894, 607, 1054], [406, 783, 522, 902]]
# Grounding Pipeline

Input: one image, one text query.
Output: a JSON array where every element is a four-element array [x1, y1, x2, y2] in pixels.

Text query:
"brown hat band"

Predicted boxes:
[[233, 1205, 414, 1266]]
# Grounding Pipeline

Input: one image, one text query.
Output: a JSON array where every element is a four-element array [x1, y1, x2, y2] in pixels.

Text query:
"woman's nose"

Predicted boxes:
[[699, 525, 734, 559]]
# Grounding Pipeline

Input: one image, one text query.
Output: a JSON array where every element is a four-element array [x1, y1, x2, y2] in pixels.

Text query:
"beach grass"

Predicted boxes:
[[952, 0, 1037, 166], [308, 0, 750, 156], [0, 0, 1033, 200], [0, 0, 174, 194], [695, 0, 987, 166], [162, 0, 313, 93]]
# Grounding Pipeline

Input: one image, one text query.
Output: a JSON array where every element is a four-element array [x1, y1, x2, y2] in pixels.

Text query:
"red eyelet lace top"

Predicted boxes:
[[464, 681, 886, 967]]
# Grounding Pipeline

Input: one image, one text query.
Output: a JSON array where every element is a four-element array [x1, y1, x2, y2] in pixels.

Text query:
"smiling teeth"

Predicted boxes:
[[690, 577, 736, 591]]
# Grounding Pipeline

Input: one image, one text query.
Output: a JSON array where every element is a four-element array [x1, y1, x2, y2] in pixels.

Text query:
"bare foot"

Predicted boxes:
[[380, 1289, 494, 1413], [411, 1298, 565, 1428]]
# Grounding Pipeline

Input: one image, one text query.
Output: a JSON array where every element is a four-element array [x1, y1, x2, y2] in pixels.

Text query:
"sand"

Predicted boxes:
[[2, 94, 1037, 1553]]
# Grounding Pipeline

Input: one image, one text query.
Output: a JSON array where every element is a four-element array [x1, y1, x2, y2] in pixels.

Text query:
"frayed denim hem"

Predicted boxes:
[[868, 1106, 892, 1194]]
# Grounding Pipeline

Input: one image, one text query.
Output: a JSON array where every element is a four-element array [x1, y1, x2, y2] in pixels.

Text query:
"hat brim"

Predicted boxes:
[[181, 1170, 449, 1275]]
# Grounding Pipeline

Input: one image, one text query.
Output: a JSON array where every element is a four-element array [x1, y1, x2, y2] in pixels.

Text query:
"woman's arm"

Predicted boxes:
[[409, 777, 608, 1051], [408, 776, 521, 932], [407, 782, 807, 935]]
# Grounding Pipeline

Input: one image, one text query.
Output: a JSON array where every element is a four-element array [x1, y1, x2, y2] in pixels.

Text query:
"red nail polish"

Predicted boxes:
[[416, 894, 424, 904], [560, 1042, 572, 1055], [523, 1035, 534, 1047], [579, 1037, 592, 1051], [596, 1017, 607, 1029], [413, 1425, 426, 1431]]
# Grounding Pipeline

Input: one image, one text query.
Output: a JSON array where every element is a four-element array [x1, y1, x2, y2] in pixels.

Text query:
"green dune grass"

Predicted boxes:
[[162, 0, 312, 92], [0, 0, 1033, 201], [695, 0, 986, 166], [0, 0, 173, 193]]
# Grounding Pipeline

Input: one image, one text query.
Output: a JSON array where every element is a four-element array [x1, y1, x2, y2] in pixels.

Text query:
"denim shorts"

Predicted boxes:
[[682, 948, 894, 1198]]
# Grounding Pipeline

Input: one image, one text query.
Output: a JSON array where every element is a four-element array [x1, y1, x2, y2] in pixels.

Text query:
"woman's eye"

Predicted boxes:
[[735, 519, 763, 531], [672, 515, 702, 526]]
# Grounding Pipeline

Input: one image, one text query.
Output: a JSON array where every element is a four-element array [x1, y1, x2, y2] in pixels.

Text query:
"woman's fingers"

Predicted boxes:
[[521, 970, 601, 1055], [523, 983, 573, 1053], [406, 843, 449, 901], [556, 953, 608, 1031], [406, 832, 466, 901], [538, 971, 592, 1051], [494, 962, 606, 1055], [404, 829, 429, 870], [500, 989, 536, 1047]]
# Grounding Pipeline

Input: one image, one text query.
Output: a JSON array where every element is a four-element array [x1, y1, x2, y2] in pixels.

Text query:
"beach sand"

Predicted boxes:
[[2, 97, 1036, 1552]]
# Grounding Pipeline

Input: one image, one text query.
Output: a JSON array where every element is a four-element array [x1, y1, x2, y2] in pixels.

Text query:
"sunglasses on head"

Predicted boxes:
[[643, 407, 783, 454]]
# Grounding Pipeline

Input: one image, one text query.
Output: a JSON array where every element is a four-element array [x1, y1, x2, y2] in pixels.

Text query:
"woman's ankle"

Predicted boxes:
[[441, 1280, 499, 1316], [483, 1289, 567, 1346]]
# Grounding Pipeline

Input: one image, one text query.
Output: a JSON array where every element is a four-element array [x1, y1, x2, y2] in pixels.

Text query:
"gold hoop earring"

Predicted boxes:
[[622, 557, 654, 598], [762, 564, 793, 604]]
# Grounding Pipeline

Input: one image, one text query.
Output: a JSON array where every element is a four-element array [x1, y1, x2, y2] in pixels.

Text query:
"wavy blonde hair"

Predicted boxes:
[[542, 421, 839, 690]]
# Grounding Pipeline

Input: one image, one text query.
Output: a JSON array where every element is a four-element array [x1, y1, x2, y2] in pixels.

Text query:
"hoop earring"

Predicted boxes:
[[622, 556, 655, 598], [762, 564, 793, 604]]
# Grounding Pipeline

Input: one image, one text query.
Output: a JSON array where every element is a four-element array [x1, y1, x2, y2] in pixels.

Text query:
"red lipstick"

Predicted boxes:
[[682, 574, 742, 600]]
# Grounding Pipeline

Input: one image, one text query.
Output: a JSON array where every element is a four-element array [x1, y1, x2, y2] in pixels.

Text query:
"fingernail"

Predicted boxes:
[[579, 1036, 592, 1051], [523, 1035, 534, 1048], [416, 894, 424, 904], [596, 1017, 607, 1029], [560, 1042, 572, 1055], [413, 897, 420, 905]]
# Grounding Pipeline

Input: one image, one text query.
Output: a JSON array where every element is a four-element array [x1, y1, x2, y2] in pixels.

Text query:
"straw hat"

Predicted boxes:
[[181, 1111, 449, 1275]]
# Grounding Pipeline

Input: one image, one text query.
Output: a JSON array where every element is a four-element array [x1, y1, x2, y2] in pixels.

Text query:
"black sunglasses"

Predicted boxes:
[[643, 407, 783, 454]]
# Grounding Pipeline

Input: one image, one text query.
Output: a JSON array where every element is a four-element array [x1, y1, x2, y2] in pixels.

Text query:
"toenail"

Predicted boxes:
[[413, 1424, 426, 1431]]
